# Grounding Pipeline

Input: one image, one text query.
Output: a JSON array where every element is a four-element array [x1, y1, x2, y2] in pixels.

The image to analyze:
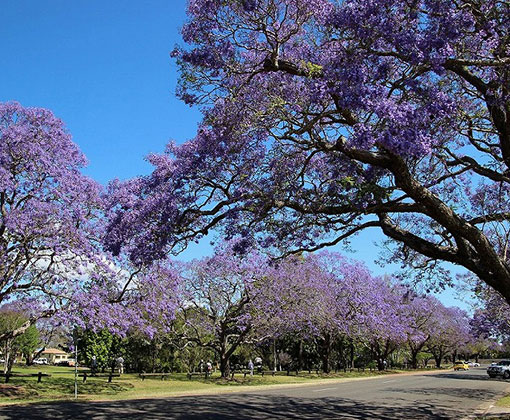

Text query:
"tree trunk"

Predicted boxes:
[[434, 355, 441, 368], [6, 342, 15, 374], [218, 331, 233, 378], [3, 341, 9, 374], [298, 339, 303, 371], [273, 339, 277, 372], [410, 348, 419, 369], [24, 352, 32, 366], [321, 333, 331, 374], [432, 349, 444, 368], [219, 355, 230, 378], [372, 342, 383, 371]]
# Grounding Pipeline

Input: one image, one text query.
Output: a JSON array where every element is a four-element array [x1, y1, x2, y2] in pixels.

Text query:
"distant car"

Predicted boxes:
[[33, 358, 48, 365], [55, 360, 70, 366], [453, 361, 469, 371], [487, 360, 510, 379], [468, 361, 480, 367]]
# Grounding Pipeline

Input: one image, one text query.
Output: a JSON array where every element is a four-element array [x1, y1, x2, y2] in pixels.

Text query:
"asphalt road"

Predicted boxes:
[[1, 367, 509, 419]]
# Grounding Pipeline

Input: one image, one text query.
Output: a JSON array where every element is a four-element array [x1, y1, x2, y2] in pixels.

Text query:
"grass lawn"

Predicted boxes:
[[496, 395, 510, 408], [0, 365, 435, 405]]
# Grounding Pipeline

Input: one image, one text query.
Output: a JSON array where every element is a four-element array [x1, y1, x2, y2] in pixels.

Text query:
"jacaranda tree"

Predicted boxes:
[[64, 259, 182, 339], [177, 241, 270, 377], [105, 0, 510, 303], [0, 102, 102, 340], [472, 283, 510, 343], [426, 305, 472, 367]]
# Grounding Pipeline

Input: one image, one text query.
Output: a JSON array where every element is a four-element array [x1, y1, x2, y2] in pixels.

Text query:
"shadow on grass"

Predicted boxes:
[[167, 370, 394, 387], [0, 384, 35, 399], [0, 376, 134, 401]]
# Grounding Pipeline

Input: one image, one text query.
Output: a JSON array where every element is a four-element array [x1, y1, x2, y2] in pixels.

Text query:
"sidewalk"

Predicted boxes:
[[481, 405, 510, 419], [476, 385, 510, 419]]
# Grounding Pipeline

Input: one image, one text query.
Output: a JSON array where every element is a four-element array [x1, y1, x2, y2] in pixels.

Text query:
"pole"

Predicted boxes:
[[74, 328, 78, 399]]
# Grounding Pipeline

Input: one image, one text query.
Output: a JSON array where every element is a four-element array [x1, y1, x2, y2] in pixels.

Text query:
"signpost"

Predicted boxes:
[[74, 328, 78, 399]]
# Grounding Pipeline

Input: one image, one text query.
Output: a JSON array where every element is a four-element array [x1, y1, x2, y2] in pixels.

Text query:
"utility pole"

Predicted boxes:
[[74, 328, 78, 399]]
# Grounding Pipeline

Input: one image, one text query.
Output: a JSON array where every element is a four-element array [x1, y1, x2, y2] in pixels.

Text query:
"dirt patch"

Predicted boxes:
[[0, 384, 33, 398]]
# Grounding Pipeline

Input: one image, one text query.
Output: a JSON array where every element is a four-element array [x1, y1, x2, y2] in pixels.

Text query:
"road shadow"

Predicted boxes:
[[386, 385, 500, 401], [426, 372, 509, 382], [0, 393, 466, 420]]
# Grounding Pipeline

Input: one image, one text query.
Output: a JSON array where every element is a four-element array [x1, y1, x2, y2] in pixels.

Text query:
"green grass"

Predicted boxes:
[[0, 365, 432, 405], [0, 365, 134, 405], [496, 395, 510, 408]]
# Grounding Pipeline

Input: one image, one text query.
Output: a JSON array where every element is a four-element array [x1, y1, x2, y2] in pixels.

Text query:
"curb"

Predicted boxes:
[[469, 381, 510, 419]]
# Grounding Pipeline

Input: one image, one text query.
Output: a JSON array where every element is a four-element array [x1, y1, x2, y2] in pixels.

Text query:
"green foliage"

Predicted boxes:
[[0, 311, 26, 337], [0, 310, 31, 372], [416, 352, 434, 367], [78, 329, 122, 370], [299, 60, 323, 77], [13, 325, 40, 363]]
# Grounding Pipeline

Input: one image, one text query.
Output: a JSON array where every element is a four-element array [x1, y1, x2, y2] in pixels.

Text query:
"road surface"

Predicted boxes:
[[1, 367, 509, 419]]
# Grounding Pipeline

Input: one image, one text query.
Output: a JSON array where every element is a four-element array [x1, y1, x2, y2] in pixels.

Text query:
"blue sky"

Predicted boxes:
[[0, 0, 472, 310], [0, 0, 200, 184]]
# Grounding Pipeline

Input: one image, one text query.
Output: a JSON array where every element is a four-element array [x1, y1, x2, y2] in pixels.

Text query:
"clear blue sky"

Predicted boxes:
[[0, 0, 200, 184], [0, 0, 471, 310]]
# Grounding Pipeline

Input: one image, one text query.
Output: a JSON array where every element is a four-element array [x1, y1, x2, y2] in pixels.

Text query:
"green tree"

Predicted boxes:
[[78, 329, 121, 371], [0, 310, 28, 373], [13, 325, 40, 365]]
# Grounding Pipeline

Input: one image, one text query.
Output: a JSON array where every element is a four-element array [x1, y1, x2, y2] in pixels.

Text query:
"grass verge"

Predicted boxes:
[[496, 395, 510, 408], [0, 365, 437, 406]]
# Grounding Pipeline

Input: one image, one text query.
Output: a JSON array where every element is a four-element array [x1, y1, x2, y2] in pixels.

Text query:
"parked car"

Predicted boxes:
[[487, 360, 510, 379], [33, 358, 48, 365], [468, 361, 480, 367], [453, 361, 469, 371]]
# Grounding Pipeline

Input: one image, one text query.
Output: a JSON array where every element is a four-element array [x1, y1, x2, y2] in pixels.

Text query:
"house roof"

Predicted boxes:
[[40, 348, 68, 355]]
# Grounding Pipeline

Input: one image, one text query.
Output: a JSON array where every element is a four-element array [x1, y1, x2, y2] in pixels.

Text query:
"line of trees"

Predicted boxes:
[[26, 244, 499, 377], [3, 240, 493, 376]]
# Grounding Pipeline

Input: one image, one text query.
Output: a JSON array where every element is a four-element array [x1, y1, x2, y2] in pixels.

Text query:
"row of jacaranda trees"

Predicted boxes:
[[4, 240, 495, 376], [67, 243, 496, 377], [0, 102, 503, 377]]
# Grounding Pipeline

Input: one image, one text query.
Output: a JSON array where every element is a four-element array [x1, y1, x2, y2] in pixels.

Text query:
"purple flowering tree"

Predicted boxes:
[[251, 253, 340, 372], [256, 252, 413, 372], [403, 294, 443, 369], [177, 242, 269, 377], [0, 102, 182, 342], [426, 306, 472, 367], [472, 283, 510, 343], [106, 0, 510, 302], [63, 259, 182, 339], [355, 278, 411, 371], [0, 102, 102, 340]]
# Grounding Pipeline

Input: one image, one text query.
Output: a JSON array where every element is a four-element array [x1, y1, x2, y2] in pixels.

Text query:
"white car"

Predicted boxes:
[[488, 360, 510, 378], [468, 361, 480, 367], [33, 358, 48, 365]]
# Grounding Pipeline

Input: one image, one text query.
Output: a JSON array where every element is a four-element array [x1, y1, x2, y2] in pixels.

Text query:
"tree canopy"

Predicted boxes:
[[0, 102, 102, 339], [104, 0, 510, 303]]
